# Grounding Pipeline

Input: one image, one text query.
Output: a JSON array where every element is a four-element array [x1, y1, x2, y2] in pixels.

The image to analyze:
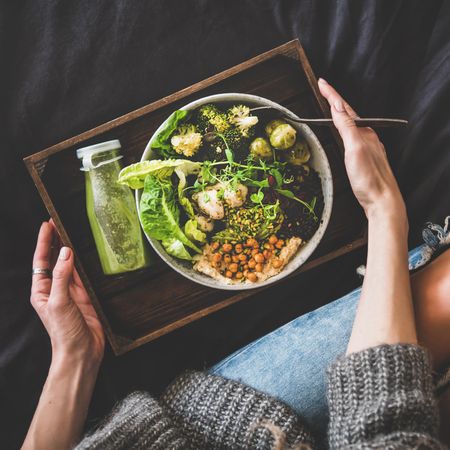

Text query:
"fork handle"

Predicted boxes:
[[291, 117, 408, 128]]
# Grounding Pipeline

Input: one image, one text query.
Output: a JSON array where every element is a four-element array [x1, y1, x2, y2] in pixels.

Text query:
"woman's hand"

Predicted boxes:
[[318, 78, 406, 220], [23, 221, 105, 449], [317, 80, 416, 354], [31, 221, 104, 365]]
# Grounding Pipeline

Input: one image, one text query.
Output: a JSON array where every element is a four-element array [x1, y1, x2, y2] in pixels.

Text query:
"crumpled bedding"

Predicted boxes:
[[0, 1, 449, 447]]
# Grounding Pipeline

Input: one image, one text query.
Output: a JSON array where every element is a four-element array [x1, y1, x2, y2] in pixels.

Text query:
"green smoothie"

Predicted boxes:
[[77, 140, 150, 275]]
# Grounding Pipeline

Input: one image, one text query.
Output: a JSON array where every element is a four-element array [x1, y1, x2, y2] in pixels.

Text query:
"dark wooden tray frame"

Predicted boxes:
[[24, 39, 367, 355]]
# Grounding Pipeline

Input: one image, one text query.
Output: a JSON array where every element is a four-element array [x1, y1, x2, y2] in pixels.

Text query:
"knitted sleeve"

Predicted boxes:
[[161, 370, 315, 449], [75, 391, 187, 450], [75, 372, 314, 450], [327, 344, 444, 449]]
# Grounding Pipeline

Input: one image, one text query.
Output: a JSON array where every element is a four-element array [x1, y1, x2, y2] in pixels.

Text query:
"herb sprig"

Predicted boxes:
[[199, 159, 317, 220], [189, 133, 318, 220]]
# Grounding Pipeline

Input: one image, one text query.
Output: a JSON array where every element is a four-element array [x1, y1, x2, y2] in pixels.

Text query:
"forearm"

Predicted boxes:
[[22, 354, 99, 450], [347, 203, 417, 354]]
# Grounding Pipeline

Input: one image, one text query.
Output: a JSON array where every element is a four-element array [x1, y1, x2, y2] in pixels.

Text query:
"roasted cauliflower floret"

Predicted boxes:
[[227, 105, 259, 137], [170, 124, 202, 157]]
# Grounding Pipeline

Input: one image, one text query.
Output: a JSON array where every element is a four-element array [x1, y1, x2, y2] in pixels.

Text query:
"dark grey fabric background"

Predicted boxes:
[[1, 1, 449, 448]]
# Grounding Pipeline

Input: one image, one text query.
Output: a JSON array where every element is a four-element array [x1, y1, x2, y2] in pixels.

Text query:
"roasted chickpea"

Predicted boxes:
[[275, 240, 284, 249], [269, 235, 278, 245], [212, 253, 222, 263], [238, 254, 247, 262], [254, 253, 265, 264], [225, 270, 233, 278], [263, 250, 272, 259], [222, 243, 232, 253], [211, 241, 220, 250], [235, 243, 243, 253], [247, 272, 258, 282], [243, 269, 249, 277], [251, 248, 259, 256], [232, 255, 240, 263], [248, 259, 256, 269], [229, 263, 239, 273], [247, 238, 257, 247], [272, 258, 283, 268], [243, 264, 249, 270], [235, 272, 243, 280], [223, 254, 232, 264], [255, 263, 263, 272]]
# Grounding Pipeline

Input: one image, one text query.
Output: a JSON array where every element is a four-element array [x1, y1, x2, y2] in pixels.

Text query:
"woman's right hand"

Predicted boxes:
[[318, 78, 406, 220]]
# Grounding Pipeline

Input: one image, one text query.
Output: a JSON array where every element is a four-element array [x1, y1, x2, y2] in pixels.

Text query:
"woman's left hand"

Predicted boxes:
[[23, 221, 105, 449], [31, 221, 105, 365]]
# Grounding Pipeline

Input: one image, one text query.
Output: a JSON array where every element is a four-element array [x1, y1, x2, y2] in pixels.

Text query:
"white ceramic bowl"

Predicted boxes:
[[137, 93, 333, 290]]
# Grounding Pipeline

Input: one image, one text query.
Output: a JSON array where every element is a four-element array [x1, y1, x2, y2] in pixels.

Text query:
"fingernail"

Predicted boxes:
[[334, 99, 345, 112], [318, 78, 327, 84], [59, 247, 71, 260]]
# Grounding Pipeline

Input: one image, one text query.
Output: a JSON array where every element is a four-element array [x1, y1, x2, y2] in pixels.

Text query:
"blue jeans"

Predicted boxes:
[[210, 218, 450, 440], [210, 285, 358, 439]]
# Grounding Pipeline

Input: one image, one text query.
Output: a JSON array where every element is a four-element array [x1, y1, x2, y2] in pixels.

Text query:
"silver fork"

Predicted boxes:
[[250, 106, 408, 128]]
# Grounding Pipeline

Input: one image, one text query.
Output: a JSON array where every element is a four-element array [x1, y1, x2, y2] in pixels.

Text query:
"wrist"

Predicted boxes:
[[366, 195, 408, 230], [51, 348, 102, 377]]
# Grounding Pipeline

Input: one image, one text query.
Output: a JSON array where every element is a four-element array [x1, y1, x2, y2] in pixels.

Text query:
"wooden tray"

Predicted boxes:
[[24, 39, 366, 355]]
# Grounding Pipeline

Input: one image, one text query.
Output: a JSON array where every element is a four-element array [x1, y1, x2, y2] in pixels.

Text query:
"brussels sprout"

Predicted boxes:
[[301, 164, 310, 176], [285, 140, 311, 165], [249, 137, 273, 160], [269, 124, 297, 150], [265, 119, 287, 137]]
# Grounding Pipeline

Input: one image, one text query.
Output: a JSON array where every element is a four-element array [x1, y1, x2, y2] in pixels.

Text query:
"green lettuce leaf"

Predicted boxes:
[[161, 238, 193, 260], [184, 219, 206, 243], [152, 110, 189, 153], [139, 175, 201, 259], [174, 167, 196, 218], [118, 159, 201, 189]]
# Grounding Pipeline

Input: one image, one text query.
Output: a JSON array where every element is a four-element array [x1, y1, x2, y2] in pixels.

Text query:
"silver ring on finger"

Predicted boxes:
[[32, 268, 52, 278]]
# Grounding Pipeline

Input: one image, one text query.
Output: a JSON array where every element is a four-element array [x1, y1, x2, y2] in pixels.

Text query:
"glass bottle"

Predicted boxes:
[[77, 140, 150, 275]]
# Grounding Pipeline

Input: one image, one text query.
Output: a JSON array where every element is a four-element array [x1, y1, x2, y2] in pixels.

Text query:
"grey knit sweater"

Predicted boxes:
[[76, 344, 445, 449]]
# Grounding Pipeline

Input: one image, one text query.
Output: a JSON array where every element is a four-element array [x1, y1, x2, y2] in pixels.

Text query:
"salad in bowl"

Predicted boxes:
[[118, 94, 332, 289]]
